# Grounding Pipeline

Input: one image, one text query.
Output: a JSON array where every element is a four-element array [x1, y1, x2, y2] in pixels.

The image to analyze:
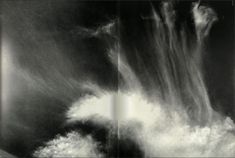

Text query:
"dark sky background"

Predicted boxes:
[[0, 0, 234, 157]]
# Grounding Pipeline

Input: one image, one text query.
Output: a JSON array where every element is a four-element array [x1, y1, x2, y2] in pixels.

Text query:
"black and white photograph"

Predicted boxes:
[[0, 0, 235, 157]]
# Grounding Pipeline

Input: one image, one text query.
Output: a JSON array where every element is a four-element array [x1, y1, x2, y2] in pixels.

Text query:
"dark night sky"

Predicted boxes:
[[1, 0, 234, 157]]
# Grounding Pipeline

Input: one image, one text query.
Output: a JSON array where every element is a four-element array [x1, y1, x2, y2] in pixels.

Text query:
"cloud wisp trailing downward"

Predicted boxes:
[[34, 2, 235, 157]]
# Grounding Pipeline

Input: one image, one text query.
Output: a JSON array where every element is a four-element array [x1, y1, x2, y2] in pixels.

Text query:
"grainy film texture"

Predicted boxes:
[[0, 0, 235, 157]]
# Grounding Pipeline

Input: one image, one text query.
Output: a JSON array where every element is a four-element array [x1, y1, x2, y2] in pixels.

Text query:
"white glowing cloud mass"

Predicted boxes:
[[65, 91, 235, 157], [33, 132, 103, 157]]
